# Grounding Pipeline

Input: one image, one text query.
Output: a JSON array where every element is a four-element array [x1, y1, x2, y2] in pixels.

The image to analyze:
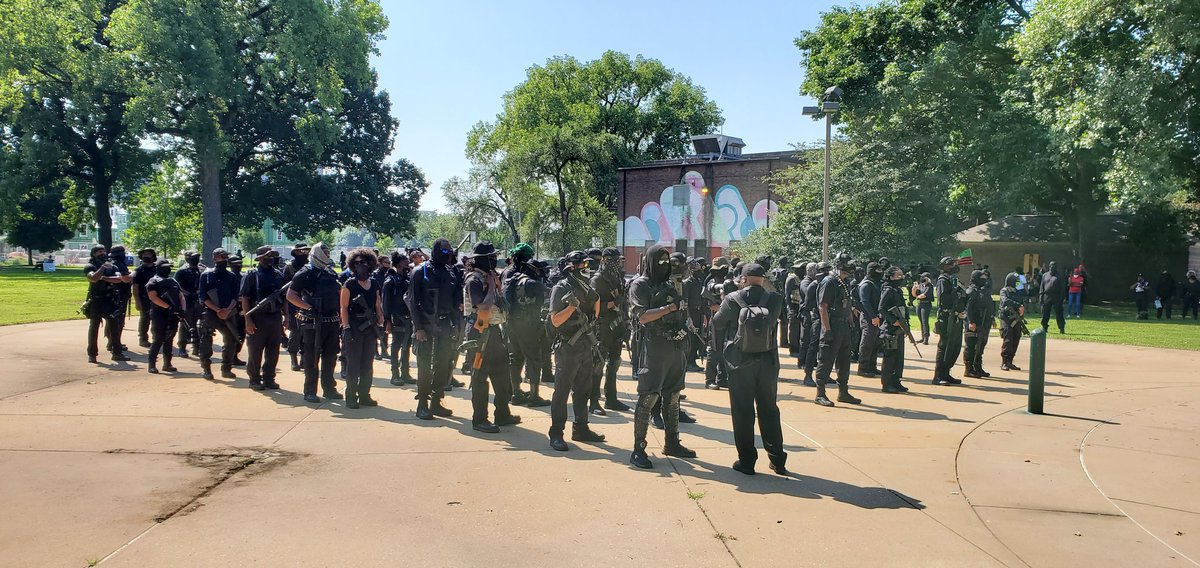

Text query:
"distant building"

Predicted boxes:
[[951, 214, 1196, 301], [615, 135, 801, 272]]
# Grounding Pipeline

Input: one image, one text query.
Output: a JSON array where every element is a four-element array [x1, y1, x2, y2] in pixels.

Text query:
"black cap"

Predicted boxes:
[[564, 250, 588, 265], [212, 248, 229, 258], [601, 247, 621, 258], [470, 241, 498, 257], [137, 248, 157, 258], [586, 247, 602, 258], [742, 263, 767, 277], [291, 243, 311, 257]]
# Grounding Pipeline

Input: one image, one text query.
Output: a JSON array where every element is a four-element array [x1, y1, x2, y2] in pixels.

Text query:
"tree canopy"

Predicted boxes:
[[795, 0, 1199, 269], [469, 51, 722, 254]]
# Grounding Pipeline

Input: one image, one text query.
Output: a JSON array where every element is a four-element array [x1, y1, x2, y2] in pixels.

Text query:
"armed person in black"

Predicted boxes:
[[933, 256, 966, 385], [702, 256, 732, 390], [590, 247, 632, 414], [239, 246, 285, 391], [771, 257, 792, 350], [463, 242, 521, 433], [878, 266, 910, 393], [287, 242, 344, 403], [339, 248, 383, 409], [814, 253, 861, 407], [546, 251, 605, 451], [197, 248, 241, 380], [410, 238, 462, 420], [502, 243, 551, 408], [384, 251, 415, 386], [132, 248, 158, 348], [145, 259, 183, 374], [84, 245, 129, 363], [963, 269, 995, 379], [371, 252, 393, 359], [712, 263, 787, 476], [174, 251, 203, 358], [784, 260, 805, 361], [801, 262, 830, 387], [998, 272, 1026, 371], [683, 257, 707, 374], [283, 243, 311, 371], [107, 245, 133, 353], [856, 262, 883, 378], [628, 245, 696, 469]]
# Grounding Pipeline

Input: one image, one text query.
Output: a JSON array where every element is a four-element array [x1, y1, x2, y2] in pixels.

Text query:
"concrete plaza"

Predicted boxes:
[[0, 320, 1196, 567]]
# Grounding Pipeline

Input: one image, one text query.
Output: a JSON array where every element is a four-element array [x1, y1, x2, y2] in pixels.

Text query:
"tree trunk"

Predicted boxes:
[[199, 151, 223, 265], [555, 175, 570, 255], [94, 178, 113, 248], [503, 215, 520, 246]]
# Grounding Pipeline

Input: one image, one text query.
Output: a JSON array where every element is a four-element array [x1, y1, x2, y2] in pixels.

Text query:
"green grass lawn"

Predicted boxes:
[[906, 299, 1199, 352], [1017, 301, 1200, 351], [2, 266, 1197, 351], [1, 265, 98, 325]]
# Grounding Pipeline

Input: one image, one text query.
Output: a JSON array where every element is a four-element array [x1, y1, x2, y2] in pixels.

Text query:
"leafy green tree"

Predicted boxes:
[[374, 234, 396, 253], [235, 228, 266, 255], [798, 0, 1199, 270], [476, 51, 722, 253], [0, 0, 154, 247], [109, 0, 416, 262], [122, 161, 202, 260], [5, 181, 74, 263], [740, 141, 956, 264]]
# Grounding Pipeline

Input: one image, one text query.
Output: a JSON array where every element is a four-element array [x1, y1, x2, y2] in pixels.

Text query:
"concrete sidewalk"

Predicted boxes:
[[0, 320, 1196, 567]]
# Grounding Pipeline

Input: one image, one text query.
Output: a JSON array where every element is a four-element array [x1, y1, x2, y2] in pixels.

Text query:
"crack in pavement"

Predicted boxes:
[[94, 447, 301, 566]]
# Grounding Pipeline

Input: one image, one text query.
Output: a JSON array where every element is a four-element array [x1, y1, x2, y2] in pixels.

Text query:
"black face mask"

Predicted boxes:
[[142, 257, 155, 265], [186, 257, 200, 267], [645, 245, 671, 283], [156, 266, 172, 278], [259, 261, 274, 272], [476, 257, 496, 272], [293, 255, 308, 267], [215, 260, 229, 272], [354, 265, 371, 281], [431, 239, 452, 266]]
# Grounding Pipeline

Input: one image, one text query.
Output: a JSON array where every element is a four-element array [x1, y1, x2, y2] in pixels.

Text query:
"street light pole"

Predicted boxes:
[[803, 86, 841, 263], [823, 110, 831, 263]]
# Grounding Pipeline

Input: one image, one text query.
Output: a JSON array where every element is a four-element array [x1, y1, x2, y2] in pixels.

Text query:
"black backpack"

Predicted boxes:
[[732, 292, 773, 353]]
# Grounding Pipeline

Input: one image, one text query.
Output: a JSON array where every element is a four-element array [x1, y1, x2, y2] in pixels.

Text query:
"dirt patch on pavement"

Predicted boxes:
[[103, 447, 301, 522]]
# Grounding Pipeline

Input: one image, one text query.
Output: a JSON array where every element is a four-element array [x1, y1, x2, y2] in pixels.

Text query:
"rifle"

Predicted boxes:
[[206, 288, 243, 343], [245, 282, 292, 319], [887, 305, 922, 358], [351, 293, 386, 341], [161, 291, 193, 336]]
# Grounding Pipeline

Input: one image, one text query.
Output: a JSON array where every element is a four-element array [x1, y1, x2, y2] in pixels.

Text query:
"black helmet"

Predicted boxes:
[[815, 261, 833, 274], [834, 252, 853, 271], [939, 256, 956, 270], [564, 250, 588, 265]]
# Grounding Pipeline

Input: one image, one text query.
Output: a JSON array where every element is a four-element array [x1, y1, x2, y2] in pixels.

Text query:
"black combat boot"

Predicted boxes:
[[415, 399, 433, 420], [429, 398, 453, 417], [290, 352, 301, 371], [663, 434, 696, 458], [571, 423, 606, 443], [836, 383, 861, 405]]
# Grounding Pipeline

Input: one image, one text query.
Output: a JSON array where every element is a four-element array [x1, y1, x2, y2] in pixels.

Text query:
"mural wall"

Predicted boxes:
[[618, 170, 777, 247]]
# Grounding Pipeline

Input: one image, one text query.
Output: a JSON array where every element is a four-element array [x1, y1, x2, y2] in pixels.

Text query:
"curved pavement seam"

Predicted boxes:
[[1078, 396, 1200, 566]]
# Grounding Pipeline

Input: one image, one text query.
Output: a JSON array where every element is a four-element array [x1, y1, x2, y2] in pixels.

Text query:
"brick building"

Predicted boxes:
[[615, 135, 801, 272]]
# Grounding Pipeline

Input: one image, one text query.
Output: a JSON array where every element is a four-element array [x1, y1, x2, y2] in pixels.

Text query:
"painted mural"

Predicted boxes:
[[619, 171, 777, 247]]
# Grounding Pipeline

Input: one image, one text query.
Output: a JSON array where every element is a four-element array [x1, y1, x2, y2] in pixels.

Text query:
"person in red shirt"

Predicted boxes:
[[1067, 268, 1085, 318]]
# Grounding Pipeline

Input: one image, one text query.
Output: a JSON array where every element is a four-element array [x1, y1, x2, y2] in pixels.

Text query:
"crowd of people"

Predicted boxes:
[[81, 241, 1052, 475]]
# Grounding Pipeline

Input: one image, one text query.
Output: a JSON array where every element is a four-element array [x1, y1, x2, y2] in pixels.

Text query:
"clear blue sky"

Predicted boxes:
[[374, 0, 847, 212]]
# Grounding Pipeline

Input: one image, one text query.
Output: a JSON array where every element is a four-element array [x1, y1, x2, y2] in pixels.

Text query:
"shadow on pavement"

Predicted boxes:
[[671, 458, 926, 509]]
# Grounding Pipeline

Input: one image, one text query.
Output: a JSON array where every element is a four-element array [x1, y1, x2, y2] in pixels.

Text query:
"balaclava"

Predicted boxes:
[[645, 245, 671, 284], [431, 238, 453, 266], [155, 260, 173, 278], [971, 269, 987, 287]]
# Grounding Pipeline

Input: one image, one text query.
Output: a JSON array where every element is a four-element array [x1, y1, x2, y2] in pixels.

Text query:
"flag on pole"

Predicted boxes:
[[957, 248, 974, 266]]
